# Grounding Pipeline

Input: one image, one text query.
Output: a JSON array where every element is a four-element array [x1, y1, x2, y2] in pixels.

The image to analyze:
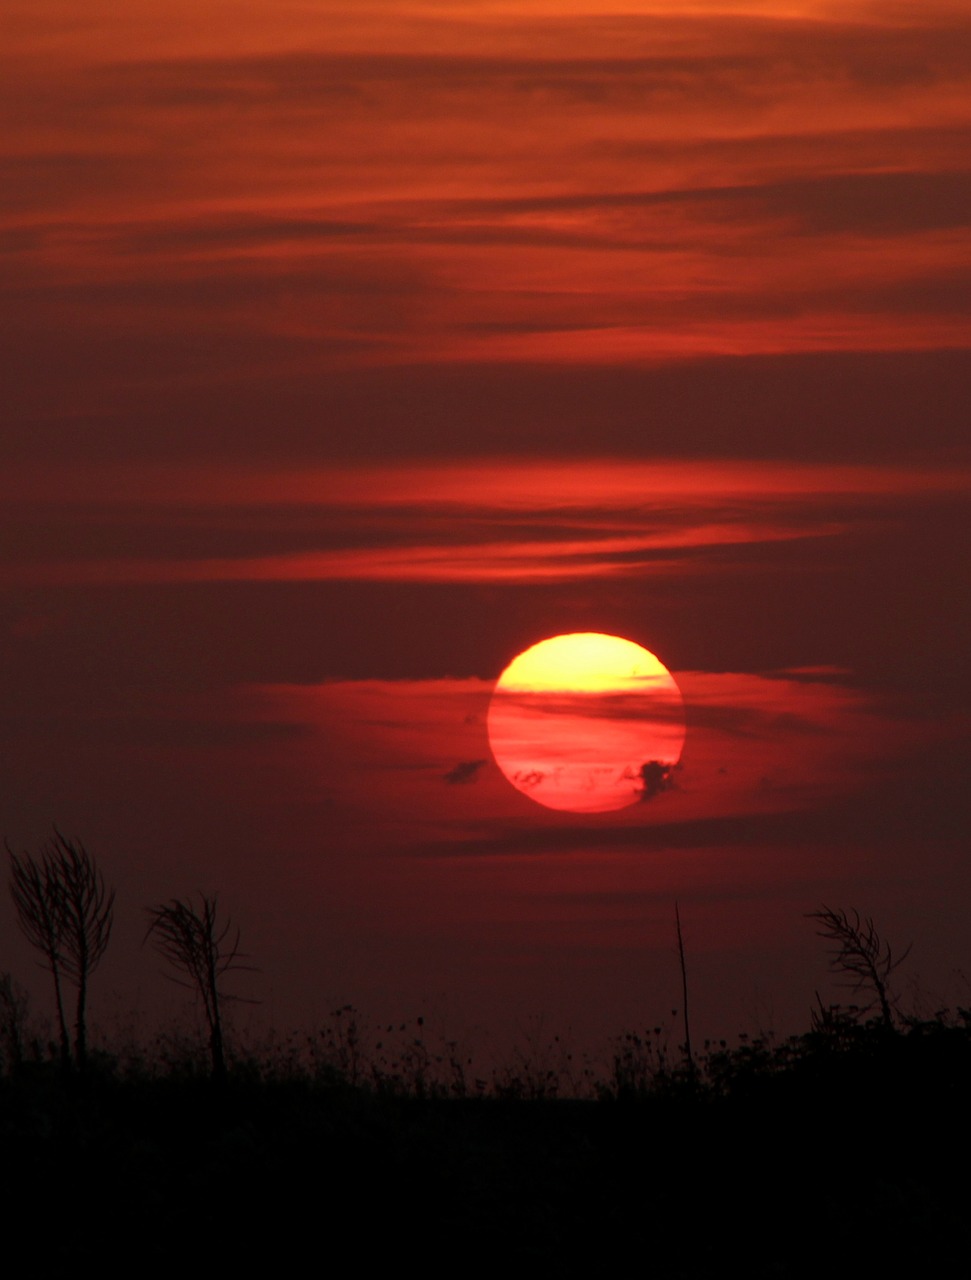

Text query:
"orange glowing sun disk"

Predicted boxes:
[[487, 632, 686, 813]]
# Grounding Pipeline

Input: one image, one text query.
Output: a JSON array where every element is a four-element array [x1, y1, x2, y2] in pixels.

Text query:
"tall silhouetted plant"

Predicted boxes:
[[809, 904, 911, 1030], [7, 830, 114, 1068], [145, 895, 252, 1082]]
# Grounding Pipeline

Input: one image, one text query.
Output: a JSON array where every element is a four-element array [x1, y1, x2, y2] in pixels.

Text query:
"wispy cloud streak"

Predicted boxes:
[[4, 459, 960, 586]]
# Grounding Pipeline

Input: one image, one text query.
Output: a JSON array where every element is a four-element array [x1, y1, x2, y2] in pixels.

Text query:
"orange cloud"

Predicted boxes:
[[4, 1, 969, 382]]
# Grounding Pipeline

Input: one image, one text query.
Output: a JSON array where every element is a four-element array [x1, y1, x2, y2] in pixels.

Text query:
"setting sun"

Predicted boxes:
[[487, 633, 686, 813]]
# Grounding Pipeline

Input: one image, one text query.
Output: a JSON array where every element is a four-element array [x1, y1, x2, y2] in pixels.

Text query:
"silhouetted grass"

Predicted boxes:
[[1, 1000, 969, 1275]]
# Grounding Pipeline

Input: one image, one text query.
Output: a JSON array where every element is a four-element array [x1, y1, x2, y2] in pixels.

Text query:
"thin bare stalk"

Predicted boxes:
[[675, 900, 695, 1076]]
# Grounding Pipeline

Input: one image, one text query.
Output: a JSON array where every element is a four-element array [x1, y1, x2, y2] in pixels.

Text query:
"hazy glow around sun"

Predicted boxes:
[[487, 632, 686, 813]]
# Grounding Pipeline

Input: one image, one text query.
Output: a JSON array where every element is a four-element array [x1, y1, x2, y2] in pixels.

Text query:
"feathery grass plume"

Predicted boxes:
[[145, 894, 254, 1082], [808, 904, 911, 1029], [7, 829, 114, 1068]]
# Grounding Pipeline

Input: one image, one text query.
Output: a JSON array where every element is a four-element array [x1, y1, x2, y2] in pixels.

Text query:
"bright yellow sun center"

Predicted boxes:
[[497, 632, 673, 693]]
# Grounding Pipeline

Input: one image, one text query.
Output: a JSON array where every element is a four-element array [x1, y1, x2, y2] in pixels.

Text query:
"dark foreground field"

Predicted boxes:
[[2, 1013, 969, 1277]]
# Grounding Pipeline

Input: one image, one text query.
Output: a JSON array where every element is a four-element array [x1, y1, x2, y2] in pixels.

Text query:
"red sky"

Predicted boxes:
[[2, 0, 970, 1066]]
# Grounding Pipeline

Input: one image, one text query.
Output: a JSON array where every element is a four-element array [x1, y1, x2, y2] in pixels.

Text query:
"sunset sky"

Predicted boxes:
[[2, 0, 970, 1063]]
